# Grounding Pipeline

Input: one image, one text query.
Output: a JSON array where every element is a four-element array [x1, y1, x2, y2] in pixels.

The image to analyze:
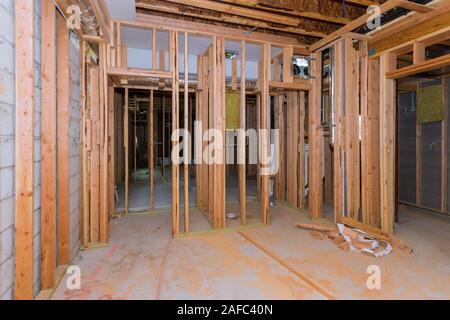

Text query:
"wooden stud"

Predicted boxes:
[[379, 52, 397, 233], [171, 31, 180, 236], [89, 66, 101, 242], [100, 43, 109, 243], [149, 90, 155, 209], [367, 59, 381, 227], [14, 0, 35, 300], [239, 40, 247, 225], [202, 51, 210, 215], [57, 13, 71, 264], [360, 41, 370, 224], [261, 43, 270, 225], [116, 22, 122, 67], [283, 46, 294, 83], [413, 42, 426, 64], [80, 41, 89, 247], [333, 41, 344, 223], [124, 88, 130, 215], [298, 91, 306, 209], [40, 0, 57, 290], [152, 28, 157, 70], [108, 86, 115, 219], [286, 91, 299, 207], [184, 32, 190, 232], [309, 51, 323, 219]]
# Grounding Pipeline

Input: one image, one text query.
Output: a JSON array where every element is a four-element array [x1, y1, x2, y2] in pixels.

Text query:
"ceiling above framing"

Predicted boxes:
[[134, 0, 387, 45]]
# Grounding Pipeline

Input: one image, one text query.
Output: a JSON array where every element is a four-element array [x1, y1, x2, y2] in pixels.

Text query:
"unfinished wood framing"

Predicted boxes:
[[124, 88, 130, 215], [298, 92, 306, 209], [286, 91, 299, 208], [379, 52, 397, 233], [308, 51, 323, 219], [40, 0, 57, 290], [149, 90, 154, 209], [261, 43, 270, 225], [171, 30, 180, 236], [239, 40, 247, 226], [184, 32, 189, 233], [89, 66, 101, 241], [14, 0, 35, 300], [57, 13, 71, 265]]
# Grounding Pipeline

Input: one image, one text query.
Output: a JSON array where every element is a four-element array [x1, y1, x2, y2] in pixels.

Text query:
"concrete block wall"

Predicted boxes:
[[0, 0, 82, 299], [0, 0, 15, 301], [69, 32, 81, 260]]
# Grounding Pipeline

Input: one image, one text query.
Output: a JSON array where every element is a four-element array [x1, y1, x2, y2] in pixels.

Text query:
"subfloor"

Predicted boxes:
[[51, 204, 450, 300]]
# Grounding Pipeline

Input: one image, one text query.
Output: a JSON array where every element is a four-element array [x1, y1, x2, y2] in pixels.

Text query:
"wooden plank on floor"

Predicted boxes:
[[40, 0, 57, 290], [57, 13, 71, 264], [14, 0, 35, 300]]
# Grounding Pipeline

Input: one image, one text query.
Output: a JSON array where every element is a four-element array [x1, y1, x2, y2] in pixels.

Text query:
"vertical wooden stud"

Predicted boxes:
[[57, 13, 71, 264], [379, 52, 396, 233], [40, 0, 57, 289], [14, 0, 35, 300]]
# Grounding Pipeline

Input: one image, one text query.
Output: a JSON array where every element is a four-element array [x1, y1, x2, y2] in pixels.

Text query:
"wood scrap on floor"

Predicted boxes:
[[296, 222, 413, 256]]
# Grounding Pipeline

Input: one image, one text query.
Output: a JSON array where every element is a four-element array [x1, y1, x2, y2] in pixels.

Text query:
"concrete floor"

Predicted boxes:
[[51, 204, 450, 300], [116, 167, 257, 212]]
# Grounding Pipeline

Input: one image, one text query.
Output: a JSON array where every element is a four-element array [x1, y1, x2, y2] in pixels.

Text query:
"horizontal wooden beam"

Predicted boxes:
[[386, 53, 450, 79], [345, 0, 380, 6], [399, 0, 434, 13], [214, 0, 352, 25], [310, 0, 404, 51], [269, 80, 312, 91], [161, 0, 299, 26], [136, 2, 326, 38], [369, 2, 450, 57], [131, 13, 302, 46], [107, 67, 173, 79]]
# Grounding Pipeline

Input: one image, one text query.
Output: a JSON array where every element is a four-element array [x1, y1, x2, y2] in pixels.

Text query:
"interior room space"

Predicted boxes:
[[1, 0, 449, 301]]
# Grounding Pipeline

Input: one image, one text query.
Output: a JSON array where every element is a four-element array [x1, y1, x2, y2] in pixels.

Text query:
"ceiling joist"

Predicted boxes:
[[213, 0, 353, 25], [136, 2, 327, 38]]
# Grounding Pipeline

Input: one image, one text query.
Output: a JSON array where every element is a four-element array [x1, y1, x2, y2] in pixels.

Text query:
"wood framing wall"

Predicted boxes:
[[14, 0, 35, 300], [13, 0, 85, 298]]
